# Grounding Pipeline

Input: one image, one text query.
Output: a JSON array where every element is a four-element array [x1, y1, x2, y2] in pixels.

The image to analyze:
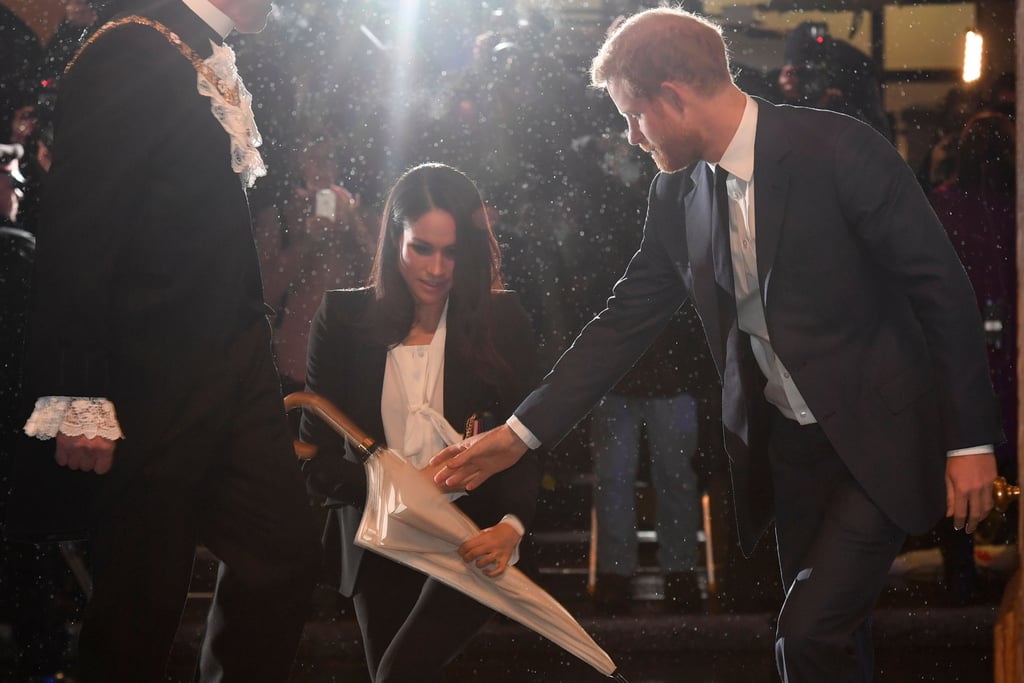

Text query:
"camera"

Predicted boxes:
[[314, 188, 337, 221]]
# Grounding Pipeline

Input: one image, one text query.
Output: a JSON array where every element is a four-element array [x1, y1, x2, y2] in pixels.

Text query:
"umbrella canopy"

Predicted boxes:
[[285, 391, 626, 681]]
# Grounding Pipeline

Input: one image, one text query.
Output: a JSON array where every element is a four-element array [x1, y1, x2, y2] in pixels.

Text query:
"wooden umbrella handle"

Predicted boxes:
[[283, 391, 381, 462]]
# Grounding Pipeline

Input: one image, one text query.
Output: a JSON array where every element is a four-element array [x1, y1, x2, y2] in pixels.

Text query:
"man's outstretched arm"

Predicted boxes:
[[432, 171, 692, 491], [431, 424, 529, 491]]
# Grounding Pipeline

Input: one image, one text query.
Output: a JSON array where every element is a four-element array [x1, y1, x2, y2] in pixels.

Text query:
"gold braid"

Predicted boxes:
[[65, 16, 241, 106]]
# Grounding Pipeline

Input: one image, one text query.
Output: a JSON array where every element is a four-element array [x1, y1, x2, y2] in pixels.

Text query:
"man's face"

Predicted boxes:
[[299, 142, 338, 191], [778, 64, 801, 102], [215, 0, 273, 34], [607, 79, 703, 173], [11, 106, 36, 145]]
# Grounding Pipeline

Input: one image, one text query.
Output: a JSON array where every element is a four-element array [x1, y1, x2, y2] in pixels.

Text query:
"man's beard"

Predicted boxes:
[[644, 133, 701, 174]]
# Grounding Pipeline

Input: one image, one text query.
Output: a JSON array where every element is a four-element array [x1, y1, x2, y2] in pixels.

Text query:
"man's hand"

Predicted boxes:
[[55, 433, 116, 474], [459, 521, 521, 578], [417, 460, 465, 495], [946, 453, 997, 533], [429, 424, 528, 491]]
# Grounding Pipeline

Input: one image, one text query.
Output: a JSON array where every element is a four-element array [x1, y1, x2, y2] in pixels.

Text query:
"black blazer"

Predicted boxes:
[[10, 0, 271, 539], [300, 287, 542, 596], [517, 100, 1002, 554]]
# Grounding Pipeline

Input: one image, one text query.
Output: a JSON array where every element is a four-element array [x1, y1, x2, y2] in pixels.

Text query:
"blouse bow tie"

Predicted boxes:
[[403, 402, 462, 470], [198, 41, 267, 188]]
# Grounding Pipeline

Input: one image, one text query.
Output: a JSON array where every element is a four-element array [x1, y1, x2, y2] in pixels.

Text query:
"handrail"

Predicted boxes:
[[993, 476, 1020, 514]]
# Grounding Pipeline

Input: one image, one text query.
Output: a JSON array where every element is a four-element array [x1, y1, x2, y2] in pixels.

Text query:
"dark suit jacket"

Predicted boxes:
[[517, 100, 1002, 555], [301, 287, 542, 596], [9, 0, 271, 539]]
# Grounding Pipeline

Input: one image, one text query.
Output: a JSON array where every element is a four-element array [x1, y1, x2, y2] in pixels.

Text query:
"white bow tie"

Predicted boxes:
[[402, 403, 462, 469]]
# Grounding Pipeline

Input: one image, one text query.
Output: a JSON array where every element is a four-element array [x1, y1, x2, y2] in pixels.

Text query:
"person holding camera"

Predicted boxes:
[[777, 21, 891, 140], [256, 136, 375, 390]]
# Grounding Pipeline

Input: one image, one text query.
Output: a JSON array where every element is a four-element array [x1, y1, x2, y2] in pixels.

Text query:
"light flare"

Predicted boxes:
[[962, 30, 983, 83]]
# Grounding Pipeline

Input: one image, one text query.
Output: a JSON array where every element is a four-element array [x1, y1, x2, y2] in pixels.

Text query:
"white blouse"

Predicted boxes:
[[381, 301, 464, 501], [379, 301, 524, 554]]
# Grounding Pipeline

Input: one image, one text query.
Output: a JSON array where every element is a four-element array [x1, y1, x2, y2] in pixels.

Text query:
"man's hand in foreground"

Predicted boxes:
[[430, 424, 527, 491], [946, 452, 997, 534], [55, 433, 116, 474]]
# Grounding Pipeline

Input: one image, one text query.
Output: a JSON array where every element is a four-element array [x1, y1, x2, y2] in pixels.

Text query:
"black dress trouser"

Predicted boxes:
[[768, 409, 906, 683], [352, 549, 496, 683], [77, 322, 320, 683]]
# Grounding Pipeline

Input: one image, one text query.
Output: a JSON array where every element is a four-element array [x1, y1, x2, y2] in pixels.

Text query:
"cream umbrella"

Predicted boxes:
[[285, 391, 627, 681]]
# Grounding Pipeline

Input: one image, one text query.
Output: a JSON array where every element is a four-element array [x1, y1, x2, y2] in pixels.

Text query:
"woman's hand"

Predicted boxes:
[[458, 521, 521, 578]]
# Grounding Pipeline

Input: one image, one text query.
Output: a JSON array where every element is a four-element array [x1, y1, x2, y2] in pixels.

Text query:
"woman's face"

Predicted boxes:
[[397, 208, 457, 313]]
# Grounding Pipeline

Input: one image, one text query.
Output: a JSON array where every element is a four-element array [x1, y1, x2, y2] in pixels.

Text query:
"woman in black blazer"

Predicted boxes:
[[300, 163, 541, 682]]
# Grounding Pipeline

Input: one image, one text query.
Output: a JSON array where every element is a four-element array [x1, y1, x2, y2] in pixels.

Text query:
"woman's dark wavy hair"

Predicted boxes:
[[368, 163, 510, 388]]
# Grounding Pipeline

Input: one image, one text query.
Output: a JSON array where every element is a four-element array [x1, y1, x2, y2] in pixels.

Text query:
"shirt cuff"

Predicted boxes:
[[23, 396, 125, 441], [946, 445, 993, 458], [499, 514, 525, 567], [506, 414, 541, 450], [500, 514, 525, 537]]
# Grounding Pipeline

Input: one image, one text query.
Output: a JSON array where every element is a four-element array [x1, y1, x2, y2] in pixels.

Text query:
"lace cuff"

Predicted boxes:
[[23, 397, 125, 441]]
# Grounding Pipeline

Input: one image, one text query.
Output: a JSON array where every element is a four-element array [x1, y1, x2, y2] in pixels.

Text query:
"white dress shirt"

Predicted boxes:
[[712, 97, 815, 426], [182, 0, 234, 38]]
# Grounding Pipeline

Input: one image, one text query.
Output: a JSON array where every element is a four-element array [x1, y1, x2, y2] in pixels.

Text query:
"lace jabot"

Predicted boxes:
[[199, 41, 266, 188], [66, 17, 267, 189], [24, 397, 125, 441]]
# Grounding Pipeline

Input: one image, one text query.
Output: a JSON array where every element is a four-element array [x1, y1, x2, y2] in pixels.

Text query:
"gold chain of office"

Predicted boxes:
[[65, 16, 241, 107]]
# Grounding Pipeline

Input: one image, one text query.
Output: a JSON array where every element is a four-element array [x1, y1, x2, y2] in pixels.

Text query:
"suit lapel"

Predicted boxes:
[[349, 335, 387, 441], [752, 101, 791, 307], [442, 331, 480, 438]]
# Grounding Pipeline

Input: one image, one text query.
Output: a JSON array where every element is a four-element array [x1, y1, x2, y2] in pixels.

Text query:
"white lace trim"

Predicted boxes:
[[24, 397, 125, 441], [198, 41, 266, 188]]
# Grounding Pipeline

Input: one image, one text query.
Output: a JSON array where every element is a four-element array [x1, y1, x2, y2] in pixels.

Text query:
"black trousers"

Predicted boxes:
[[352, 549, 496, 683], [768, 410, 905, 683], [77, 322, 320, 683]]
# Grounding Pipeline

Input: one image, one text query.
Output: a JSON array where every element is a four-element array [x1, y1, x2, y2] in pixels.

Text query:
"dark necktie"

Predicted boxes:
[[711, 165, 734, 294]]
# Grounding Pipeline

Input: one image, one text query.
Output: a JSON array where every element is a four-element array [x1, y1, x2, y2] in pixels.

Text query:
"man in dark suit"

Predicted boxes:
[[7, 1, 319, 681], [433, 8, 1001, 681]]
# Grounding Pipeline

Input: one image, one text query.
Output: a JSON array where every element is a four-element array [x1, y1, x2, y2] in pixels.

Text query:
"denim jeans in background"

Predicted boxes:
[[591, 392, 700, 576]]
